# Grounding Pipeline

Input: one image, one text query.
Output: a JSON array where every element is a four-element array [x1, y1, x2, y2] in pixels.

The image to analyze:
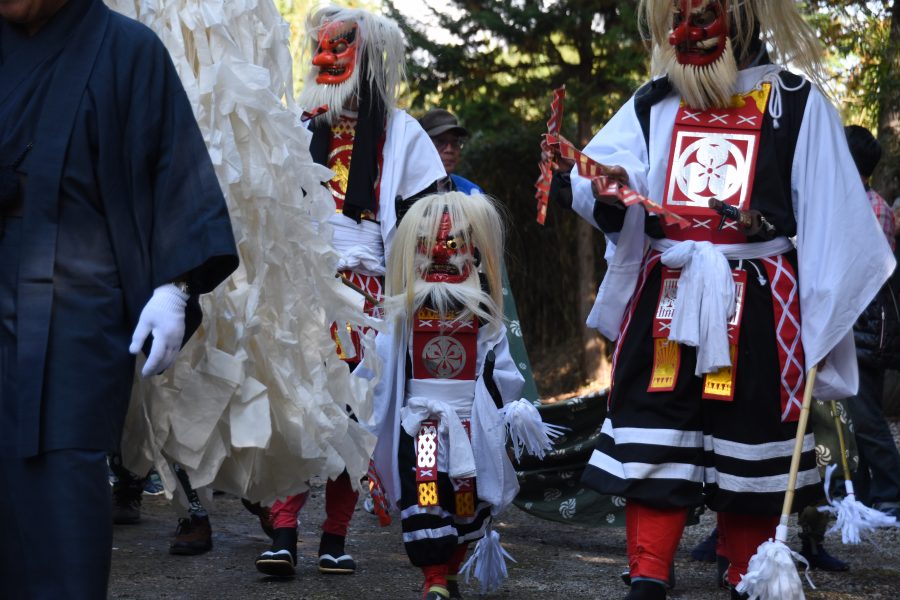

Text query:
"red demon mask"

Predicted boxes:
[[418, 211, 472, 284], [668, 0, 729, 67], [312, 20, 358, 85]]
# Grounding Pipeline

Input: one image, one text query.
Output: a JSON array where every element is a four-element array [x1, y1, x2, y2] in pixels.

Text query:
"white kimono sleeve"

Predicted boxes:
[[570, 96, 652, 339], [379, 110, 446, 263], [471, 327, 523, 514], [570, 95, 651, 231], [793, 88, 896, 399]]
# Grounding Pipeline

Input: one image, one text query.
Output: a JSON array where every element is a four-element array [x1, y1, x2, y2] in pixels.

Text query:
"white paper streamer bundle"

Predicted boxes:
[[501, 399, 566, 460], [459, 527, 516, 595], [819, 464, 899, 544], [736, 521, 813, 600], [109, 0, 378, 504]]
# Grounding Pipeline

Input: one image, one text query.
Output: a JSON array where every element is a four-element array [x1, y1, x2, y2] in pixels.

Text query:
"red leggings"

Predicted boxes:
[[626, 502, 777, 586], [626, 501, 687, 583], [717, 511, 778, 587], [269, 471, 359, 536]]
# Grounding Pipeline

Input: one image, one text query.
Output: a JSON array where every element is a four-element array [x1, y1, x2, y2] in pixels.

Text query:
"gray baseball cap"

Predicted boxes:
[[419, 108, 469, 138]]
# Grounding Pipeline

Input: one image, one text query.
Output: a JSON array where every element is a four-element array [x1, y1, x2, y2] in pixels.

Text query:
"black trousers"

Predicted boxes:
[[398, 430, 491, 567]]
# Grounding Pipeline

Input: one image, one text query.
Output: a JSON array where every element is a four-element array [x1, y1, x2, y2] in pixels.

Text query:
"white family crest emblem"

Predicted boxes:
[[669, 131, 755, 209], [422, 335, 467, 378]]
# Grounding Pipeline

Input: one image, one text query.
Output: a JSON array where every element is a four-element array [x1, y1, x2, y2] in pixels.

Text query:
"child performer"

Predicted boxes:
[[369, 191, 556, 599]]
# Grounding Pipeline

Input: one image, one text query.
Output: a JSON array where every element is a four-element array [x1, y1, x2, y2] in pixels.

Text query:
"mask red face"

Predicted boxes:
[[668, 0, 728, 67], [312, 21, 358, 85], [419, 211, 472, 284]]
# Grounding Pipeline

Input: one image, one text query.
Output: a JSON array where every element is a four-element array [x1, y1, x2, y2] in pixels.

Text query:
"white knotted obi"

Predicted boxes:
[[328, 213, 385, 275], [647, 236, 794, 375], [400, 379, 477, 480]]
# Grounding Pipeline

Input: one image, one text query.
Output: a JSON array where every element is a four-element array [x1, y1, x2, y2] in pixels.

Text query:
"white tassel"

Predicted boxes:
[[818, 464, 898, 544], [501, 399, 566, 461], [459, 528, 516, 594], [736, 523, 813, 600]]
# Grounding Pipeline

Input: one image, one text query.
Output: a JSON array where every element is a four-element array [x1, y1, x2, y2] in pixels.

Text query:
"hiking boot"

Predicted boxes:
[[241, 498, 274, 539], [873, 501, 900, 519], [690, 527, 718, 562], [142, 470, 164, 496], [169, 514, 213, 555], [112, 480, 143, 525], [800, 535, 849, 571], [624, 580, 666, 600], [318, 531, 356, 574], [255, 527, 297, 577]]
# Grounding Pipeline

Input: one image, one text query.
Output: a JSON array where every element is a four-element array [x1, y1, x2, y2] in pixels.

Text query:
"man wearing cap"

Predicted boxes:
[[420, 109, 480, 195]]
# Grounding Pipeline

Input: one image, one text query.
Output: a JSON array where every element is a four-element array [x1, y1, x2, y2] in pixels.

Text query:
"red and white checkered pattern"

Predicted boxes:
[[331, 271, 384, 361], [762, 256, 805, 422]]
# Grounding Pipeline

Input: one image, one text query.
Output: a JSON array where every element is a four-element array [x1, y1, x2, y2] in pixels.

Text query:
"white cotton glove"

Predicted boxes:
[[129, 283, 189, 377]]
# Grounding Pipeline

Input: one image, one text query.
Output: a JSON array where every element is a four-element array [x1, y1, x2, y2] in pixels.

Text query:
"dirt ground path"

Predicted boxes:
[[109, 483, 900, 600]]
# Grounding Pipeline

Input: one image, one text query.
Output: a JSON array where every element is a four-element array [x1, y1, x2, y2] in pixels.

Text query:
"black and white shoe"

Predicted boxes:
[[318, 531, 356, 574], [255, 527, 297, 578], [317, 552, 356, 574], [422, 585, 450, 600]]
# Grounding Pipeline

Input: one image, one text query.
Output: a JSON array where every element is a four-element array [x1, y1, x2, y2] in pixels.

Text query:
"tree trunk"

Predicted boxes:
[[875, 0, 900, 202]]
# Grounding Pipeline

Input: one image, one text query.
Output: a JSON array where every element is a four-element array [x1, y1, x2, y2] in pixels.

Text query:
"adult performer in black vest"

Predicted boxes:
[[548, 1, 895, 598]]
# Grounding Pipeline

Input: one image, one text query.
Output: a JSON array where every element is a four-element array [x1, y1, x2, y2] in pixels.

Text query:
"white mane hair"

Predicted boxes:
[[662, 38, 739, 110], [302, 4, 407, 114], [386, 192, 506, 335], [638, 0, 826, 89]]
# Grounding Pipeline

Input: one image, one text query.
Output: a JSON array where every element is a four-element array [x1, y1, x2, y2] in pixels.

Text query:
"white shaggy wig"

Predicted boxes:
[[386, 192, 506, 335], [639, 0, 826, 89], [300, 4, 406, 123], [662, 37, 739, 110]]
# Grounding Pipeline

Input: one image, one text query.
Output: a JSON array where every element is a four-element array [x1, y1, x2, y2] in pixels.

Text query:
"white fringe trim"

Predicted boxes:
[[736, 538, 813, 600], [459, 528, 516, 595], [501, 399, 566, 461], [818, 464, 899, 544]]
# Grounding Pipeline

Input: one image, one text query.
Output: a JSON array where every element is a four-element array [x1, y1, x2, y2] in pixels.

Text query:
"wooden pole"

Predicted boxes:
[[779, 364, 818, 534], [337, 273, 380, 307], [829, 399, 853, 482]]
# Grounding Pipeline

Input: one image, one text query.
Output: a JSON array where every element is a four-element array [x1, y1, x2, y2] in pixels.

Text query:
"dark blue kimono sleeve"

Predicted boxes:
[[143, 51, 238, 295]]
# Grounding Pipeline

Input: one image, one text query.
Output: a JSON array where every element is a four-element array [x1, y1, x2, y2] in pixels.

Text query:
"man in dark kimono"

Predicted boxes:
[[0, 0, 238, 597]]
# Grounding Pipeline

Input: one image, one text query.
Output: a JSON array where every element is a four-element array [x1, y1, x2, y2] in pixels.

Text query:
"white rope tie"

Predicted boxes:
[[759, 69, 809, 129]]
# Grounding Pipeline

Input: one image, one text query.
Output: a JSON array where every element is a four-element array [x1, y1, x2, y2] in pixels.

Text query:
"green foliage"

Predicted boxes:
[[385, 0, 647, 138], [383, 0, 650, 364], [807, 1, 895, 129]]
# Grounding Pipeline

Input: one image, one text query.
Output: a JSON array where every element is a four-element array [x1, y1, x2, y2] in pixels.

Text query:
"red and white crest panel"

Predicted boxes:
[[663, 85, 771, 243]]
